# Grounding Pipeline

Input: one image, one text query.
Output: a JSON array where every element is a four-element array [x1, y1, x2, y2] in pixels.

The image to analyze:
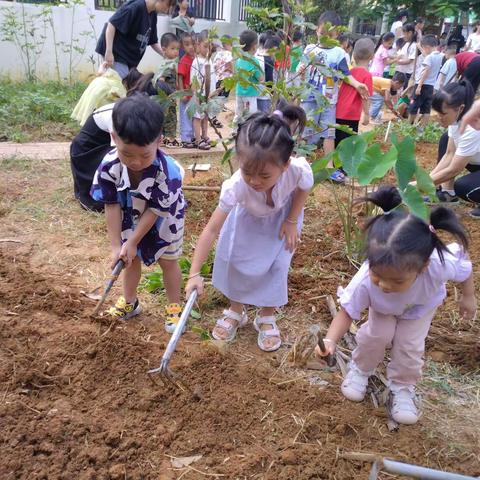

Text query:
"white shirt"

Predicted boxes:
[[418, 51, 444, 85], [448, 123, 480, 165], [191, 56, 217, 95], [219, 157, 314, 217], [92, 103, 115, 146], [391, 20, 404, 40], [434, 58, 457, 90], [466, 32, 480, 52], [396, 42, 417, 74]]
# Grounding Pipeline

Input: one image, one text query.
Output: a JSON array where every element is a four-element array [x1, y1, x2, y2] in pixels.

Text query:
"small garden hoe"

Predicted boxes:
[[148, 289, 199, 397], [91, 259, 125, 317]]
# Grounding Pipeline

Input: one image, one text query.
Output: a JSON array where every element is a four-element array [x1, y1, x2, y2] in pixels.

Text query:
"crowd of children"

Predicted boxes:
[[76, 8, 480, 427]]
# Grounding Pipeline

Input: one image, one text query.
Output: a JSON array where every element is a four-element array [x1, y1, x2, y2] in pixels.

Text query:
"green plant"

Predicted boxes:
[[378, 120, 445, 144], [311, 131, 437, 264]]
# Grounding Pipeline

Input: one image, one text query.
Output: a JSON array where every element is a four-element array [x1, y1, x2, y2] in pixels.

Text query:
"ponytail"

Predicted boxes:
[[126, 72, 158, 97], [375, 32, 394, 52], [432, 80, 475, 121], [276, 101, 307, 136]]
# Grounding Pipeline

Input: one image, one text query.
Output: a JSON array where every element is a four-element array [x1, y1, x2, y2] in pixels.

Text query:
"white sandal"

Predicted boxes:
[[212, 309, 248, 342], [253, 315, 282, 352]]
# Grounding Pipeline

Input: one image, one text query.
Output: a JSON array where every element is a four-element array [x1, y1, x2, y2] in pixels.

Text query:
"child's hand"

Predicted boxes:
[[186, 275, 204, 297], [314, 339, 336, 358], [279, 221, 299, 252], [459, 294, 477, 320], [356, 83, 370, 101], [119, 240, 137, 268]]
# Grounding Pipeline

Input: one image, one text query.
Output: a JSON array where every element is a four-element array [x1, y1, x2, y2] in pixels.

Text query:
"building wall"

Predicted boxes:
[[0, 0, 245, 81]]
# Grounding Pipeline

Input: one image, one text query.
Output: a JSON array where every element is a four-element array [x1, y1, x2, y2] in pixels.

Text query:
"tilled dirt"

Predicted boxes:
[[1, 247, 479, 480]]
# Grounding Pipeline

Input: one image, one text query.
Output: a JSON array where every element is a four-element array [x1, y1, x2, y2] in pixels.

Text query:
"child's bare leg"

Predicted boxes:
[[323, 138, 335, 157], [201, 117, 208, 138], [158, 258, 181, 304], [193, 118, 201, 142], [258, 307, 281, 350], [123, 256, 142, 303], [420, 113, 430, 126], [213, 300, 244, 339], [408, 113, 416, 124]]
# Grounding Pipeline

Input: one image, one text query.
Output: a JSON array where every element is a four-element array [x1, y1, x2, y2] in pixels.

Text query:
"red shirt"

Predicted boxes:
[[336, 67, 373, 121], [178, 54, 194, 88], [455, 51, 480, 75]]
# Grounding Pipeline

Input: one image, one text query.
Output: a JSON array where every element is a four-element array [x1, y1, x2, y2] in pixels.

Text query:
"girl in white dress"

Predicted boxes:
[[186, 105, 313, 352]]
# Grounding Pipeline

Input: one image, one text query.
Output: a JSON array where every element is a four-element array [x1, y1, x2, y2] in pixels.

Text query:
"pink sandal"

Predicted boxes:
[[212, 309, 248, 342], [253, 315, 282, 352]]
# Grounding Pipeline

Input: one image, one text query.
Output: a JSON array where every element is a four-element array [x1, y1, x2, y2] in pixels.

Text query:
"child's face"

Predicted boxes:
[[384, 38, 394, 49], [391, 79, 403, 91], [369, 264, 425, 293], [163, 41, 180, 59], [239, 158, 289, 193], [182, 37, 195, 57], [112, 132, 160, 172], [436, 103, 464, 128], [317, 22, 338, 39], [197, 40, 209, 57], [155, 0, 171, 14]]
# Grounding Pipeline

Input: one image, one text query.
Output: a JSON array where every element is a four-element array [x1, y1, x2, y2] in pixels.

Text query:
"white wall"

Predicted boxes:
[[0, 0, 245, 81]]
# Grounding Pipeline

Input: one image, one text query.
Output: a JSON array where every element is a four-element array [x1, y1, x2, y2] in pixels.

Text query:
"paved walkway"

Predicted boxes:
[[0, 141, 225, 161]]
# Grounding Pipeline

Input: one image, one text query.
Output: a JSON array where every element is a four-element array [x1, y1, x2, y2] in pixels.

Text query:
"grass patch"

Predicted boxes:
[[0, 79, 86, 142]]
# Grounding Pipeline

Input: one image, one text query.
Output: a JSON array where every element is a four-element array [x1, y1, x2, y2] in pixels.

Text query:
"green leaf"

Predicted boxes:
[[336, 134, 367, 178], [394, 136, 416, 190], [357, 144, 397, 186], [415, 166, 436, 199], [401, 185, 429, 220], [221, 147, 234, 166], [190, 309, 202, 320], [200, 262, 211, 276]]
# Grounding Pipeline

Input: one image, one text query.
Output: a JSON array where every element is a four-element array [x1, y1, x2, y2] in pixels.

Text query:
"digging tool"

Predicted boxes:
[[91, 260, 125, 317], [369, 458, 478, 480], [317, 335, 336, 368], [148, 290, 199, 397]]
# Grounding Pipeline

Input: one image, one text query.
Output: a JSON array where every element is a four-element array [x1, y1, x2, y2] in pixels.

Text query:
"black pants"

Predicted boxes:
[[334, 118, 359, 148], [462, 57, 480, 93], [454, 164, 480, 204], [438, 131, 449, 162]]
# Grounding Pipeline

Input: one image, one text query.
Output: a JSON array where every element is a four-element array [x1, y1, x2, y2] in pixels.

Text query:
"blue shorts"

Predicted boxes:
[[301, 100, 337, 144]]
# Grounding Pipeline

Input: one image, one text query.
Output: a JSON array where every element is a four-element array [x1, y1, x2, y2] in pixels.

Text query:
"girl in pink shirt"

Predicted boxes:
[[316, 186, 476, 425], [370, 32, 397, 77]]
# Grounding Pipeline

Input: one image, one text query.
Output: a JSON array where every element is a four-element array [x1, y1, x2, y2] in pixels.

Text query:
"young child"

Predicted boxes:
[[316, 186, 476, 425], [190, 30, 216, 150], [335, 38, 374, 149], [155, 33, 180, 146], [370, 32, 397, 78], [394, 23, 418, 89], [339, 34, 354, 67], [409, 34, 443, 125], [91, 94, 185, 333], [369, 72, 406, 123], [256, 34, 280, 113], [177, 32, 196, 148], [95, 0, 174, 79], [234, 30, 264, 124], [434, 45, 457, 92], [185, 105, 312, 352], [297, 10, 368, 183], [287, 29, 303, 86], [213, 35, 233, 97]]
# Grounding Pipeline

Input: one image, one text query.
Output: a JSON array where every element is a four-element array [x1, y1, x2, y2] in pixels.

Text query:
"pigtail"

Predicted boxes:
[[123, 68, 143, 91], [374, 33, 384, 52], [358, 185, 403, 213], [278, 103, 307, 136], [430, 207, 469, 264]]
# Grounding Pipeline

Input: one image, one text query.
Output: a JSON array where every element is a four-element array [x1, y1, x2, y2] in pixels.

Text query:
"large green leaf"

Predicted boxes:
[[394, 136, 416, 189], [357, 144, 397, 186], [337, 134, 367, 178], [401, 184, 429, 220], [415, 166, 436, 199]]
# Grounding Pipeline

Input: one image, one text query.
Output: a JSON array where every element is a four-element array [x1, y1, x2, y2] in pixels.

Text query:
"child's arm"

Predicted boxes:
[[280, 188, 309, 252], [105, 23, 116, 67], [416, 65, 430, 96], [119, 209, 158, 267], [315, 308, 353, 357], [185, 207, 229, 296], [361, 98, 370, 125], [458, 272, 477, 320], [344, 75, 369, 101], [105, 203, 123, 268], [436, 72, 446, 90]]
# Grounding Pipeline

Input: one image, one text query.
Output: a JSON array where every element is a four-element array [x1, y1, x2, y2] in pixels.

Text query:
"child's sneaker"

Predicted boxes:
[[165, 303, 182, 333], [436, 190, 459, 204], [390, 386, 418, 425], [341, 363, 370, 402], [107, 296, 141, 321]]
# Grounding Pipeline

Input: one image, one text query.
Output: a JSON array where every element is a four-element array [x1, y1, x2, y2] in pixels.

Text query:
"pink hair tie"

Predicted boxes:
[[429, 224, 436, 234], [272, 110, 283, 118]]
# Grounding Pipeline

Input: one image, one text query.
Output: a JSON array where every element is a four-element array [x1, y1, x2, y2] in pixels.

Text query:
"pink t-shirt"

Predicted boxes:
[[370, 45, 392, 77], [338, 243, 471, 320]]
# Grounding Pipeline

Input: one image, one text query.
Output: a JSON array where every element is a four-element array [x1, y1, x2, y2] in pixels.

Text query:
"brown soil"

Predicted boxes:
[[1, 142, 479, 479]]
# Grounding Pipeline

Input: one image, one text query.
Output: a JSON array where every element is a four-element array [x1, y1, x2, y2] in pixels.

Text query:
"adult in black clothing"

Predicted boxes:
[[447, 24, 466, 53], [95, 0, 174, 79]]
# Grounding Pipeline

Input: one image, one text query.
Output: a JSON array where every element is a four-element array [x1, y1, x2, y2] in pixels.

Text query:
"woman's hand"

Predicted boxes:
[[186, 275, 204, 298], [459, 293, 477, 320], [314, 338, 336, 358], [105, 50, 114, 68], [279, 221, 299, 252], [119, 240, 138, 268]]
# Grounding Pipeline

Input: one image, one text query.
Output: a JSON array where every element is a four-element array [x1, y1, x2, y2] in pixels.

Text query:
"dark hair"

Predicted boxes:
[[395, 37, 406, 49], [264, 34, 281, 50], [180, 32, 194, 45], [392, 71, 406, 85], [432, 81, 475, 121], [112, 94, 164, 146], [359, 186, 468, 271], [420, 34, 438, 47], [395, 10, 408, 21], [161, 32, 179, 48], [415, 17, 425, 25], [235, 104, 306, 174], [375, 32, 394, 52], [239, 30, 258, 51], [444, 44, 457, 53], [292, 29, 303, 42], [338, 34, 353, 50], [353, 37, 375, 61], [258, 32, 270, 48], [402, 23, 417, 45], [123, 68, 143, 90], [196, 29, 209, 43], [318, 10, 342, 27]]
